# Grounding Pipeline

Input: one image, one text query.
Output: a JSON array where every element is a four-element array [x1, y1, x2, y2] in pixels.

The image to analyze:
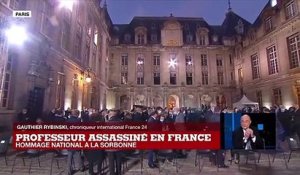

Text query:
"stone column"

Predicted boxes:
[[181, 91, 185, 107], [197, 93, 201, 108], [130, 88, 134, 109], [163, 87, 167, 107]]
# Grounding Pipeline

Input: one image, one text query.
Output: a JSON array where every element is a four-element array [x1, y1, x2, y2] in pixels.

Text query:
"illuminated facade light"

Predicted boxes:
[[187, 61, 192, 65], [271, 0, 277, 7], [137, 60, 144, 65], [5, 25, 28, 45], [85, 76, 92, 83], [59, 0, 75, 11], [168, 59, 177, 68]]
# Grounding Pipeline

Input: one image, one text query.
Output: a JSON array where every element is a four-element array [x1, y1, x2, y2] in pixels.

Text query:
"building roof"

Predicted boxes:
[[253, 1, 271, 28], [221, 10, 252, 37], [111, 10, 259, 45]]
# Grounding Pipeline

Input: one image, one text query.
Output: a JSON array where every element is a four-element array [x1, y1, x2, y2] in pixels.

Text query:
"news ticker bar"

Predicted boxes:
[[14, 123, 220, 131], [13, 123, 220, 150]]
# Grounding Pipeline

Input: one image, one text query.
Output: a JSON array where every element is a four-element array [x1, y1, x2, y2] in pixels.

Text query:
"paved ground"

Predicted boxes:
[[1, 148, 300, 175]]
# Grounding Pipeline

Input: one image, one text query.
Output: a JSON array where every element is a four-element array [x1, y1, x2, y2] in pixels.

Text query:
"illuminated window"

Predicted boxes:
[[61, 19, 70, 50], [238, 68, 243, 84], [186, 73, 193, 85], [273, 88, 282, 105], [154, 73, 160, 85], [137, 34, 145, 45], [153, 54, 160, 85], [217, 72, 224, 85], [185, 55, 193, 85], [153, 55, 160, 66], [1, 53, 13, 108], [55, 73, 65, 108], [121, 54, 128, 84], [267, 45, 279, 74], [170, 72, 177, 85], [41, 0, 54, 38], [216, 55, 223, 67], [251, 54, 260, 79], [202, 71, 208, 85], [121, 72, 128, 85], [75, 23, 82, 60], [85, 39, 90, 66], [265, 17, 273, 32], [256, 91, 262, 107], [199, 35, 206, 45], [136, 54, 144, 85], [287, 33, 300, 69], [94, 27, 98, 45], [121, 54, 128, 66], [286, 1, 297, 19], [201, 54, 208, 66]]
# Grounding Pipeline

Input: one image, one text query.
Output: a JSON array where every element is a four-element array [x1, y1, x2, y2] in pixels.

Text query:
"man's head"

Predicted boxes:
[[22, 108, 27, 114], [71, 109, 80, 117], [135, 107, 142, 114], [108, 109, 119, 118], [240, 114, 251, 129]]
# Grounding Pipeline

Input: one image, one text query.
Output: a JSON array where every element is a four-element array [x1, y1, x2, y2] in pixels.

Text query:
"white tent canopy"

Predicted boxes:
[[233, 95, 259, 109]]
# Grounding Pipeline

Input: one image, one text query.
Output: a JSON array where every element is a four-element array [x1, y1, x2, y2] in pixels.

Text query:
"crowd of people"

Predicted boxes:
[[15, 104, 300, 175]]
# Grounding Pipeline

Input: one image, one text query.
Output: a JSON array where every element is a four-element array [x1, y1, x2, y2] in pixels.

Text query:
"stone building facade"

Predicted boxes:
[[234, 0, 300, 109], [108, 15, 242, 109], [1, 0, 299, 124], [0, 0, 111, 125], [108, 0, 300, 110]]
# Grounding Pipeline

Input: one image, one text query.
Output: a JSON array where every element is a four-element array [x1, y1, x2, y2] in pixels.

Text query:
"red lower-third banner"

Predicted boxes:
[[13, 131, 220, 150]]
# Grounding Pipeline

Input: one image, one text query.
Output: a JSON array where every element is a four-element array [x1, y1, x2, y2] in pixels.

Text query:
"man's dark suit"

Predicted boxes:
[[147, 116, 161, 167], [107, 115, 123, 175], [233, 127, 263, 149]]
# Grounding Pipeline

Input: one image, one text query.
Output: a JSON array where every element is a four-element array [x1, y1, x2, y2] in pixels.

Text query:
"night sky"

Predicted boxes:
[[105, 0, 269, 25]]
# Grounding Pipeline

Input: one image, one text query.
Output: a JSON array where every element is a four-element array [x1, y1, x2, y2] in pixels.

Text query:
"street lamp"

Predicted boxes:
[[5, 25, 28, 46], [85, 74, 91, 83], [59, 0, 75, 11]]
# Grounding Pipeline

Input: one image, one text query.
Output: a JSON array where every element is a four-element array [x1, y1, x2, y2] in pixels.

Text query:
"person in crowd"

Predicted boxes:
[[54, 108, 65, 122], [123, 111, 133, 121], [47, 108, 56, 122], [107, 109, 123, 175], [17, 108, 30, 122], [65, 107, 71, 118], [147, 109, 162, 168], [81, 107, 89, 122], [142, 108, 150, 122], [294, 104, 300, 139], [132, 106, 145, 122], [66, 109, 84, 175], [90, 111, 105, 123], [100, 109, 109, 122], [85, 112, 105, 175], [175, 108, 185, 124]]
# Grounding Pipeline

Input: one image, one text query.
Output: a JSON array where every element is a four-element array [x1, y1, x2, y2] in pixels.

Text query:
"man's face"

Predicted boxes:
[[109, 111, 117, 118], [240, 115, 251, 129], [22, 109, 27, 114]]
